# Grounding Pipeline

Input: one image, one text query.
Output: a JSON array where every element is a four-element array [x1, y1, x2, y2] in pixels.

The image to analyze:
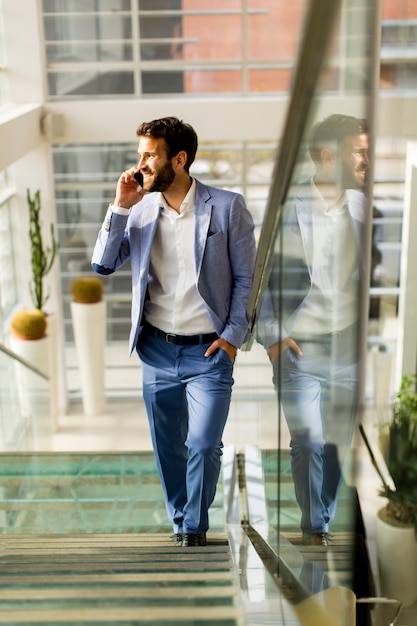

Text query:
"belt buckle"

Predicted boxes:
[[165, 333, 177, 344]]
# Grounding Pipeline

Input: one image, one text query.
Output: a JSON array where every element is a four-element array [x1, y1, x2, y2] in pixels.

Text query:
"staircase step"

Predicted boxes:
[[0, 533, 243, 625]]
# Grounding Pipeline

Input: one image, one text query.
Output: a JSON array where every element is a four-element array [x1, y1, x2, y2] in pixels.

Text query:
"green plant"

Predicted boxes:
[[27, 189, 58, 311], [359, 374, 417, 533]]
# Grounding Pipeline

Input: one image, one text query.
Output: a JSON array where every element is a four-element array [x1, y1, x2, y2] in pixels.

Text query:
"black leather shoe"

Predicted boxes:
[[182, 533, 207, 547], [302, 532, 331, 546], [170, 533, 183, 543]]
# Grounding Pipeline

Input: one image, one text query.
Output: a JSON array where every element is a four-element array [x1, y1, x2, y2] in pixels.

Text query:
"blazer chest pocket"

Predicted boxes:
[[206, 230, 224, 246]]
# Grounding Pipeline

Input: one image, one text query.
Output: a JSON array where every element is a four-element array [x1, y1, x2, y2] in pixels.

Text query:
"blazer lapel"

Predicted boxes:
[[194, 181, 212, 276], [295, 198, 314, 267], [137, 201, 161, 264]]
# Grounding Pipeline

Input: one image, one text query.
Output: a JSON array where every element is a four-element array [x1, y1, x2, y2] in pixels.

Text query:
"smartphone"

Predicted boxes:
[[134, 171, 144, 189]]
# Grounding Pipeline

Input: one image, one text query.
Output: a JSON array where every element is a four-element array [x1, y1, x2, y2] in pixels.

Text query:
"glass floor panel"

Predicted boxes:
[[0, 452, 225, 535]]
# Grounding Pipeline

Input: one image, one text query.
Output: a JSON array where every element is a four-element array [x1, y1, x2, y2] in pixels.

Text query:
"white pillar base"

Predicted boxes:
[[71, 300, 106, 416], [376, 506, 417, 608]]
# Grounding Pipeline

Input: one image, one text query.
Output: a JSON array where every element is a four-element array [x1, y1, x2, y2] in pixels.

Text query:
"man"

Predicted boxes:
[[92, 116, 256, 547], [258, 114, 369, 546]]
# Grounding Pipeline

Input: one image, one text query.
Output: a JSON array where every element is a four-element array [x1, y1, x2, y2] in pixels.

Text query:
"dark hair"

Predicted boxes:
[[136, 116, 198, 172], [309, 114, 368, 166]]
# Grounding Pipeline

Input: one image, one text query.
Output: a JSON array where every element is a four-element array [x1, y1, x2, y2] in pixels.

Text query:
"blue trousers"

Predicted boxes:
[[276, 327, 359, 534], [137, 331, 234, 534]]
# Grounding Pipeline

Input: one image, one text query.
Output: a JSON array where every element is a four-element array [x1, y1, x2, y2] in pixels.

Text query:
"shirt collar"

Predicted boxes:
[[310, 177, 346, 215], [158, 177, 196, 215]]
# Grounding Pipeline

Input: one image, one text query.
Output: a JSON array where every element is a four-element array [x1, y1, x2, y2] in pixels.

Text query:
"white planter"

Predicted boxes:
[[10, 334, 53, 448], [70, 300, 106, 416], [376, 506, 417, 608]]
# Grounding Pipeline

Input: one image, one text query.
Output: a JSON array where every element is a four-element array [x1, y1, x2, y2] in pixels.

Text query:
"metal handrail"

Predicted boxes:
[[0, 343, 50, 381], [356, 598, 402, 626]]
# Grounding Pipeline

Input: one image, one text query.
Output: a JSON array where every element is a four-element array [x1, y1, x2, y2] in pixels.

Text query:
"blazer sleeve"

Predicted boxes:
[[226, 194, 257, 347], [91, 206, 131, 275]]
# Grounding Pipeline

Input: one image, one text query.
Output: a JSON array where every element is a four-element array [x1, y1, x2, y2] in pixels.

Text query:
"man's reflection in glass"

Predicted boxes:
[[259, 115, 369, 546]]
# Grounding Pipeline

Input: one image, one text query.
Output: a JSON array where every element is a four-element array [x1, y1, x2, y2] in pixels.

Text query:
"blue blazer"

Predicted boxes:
[[92, 178, 256, 355]]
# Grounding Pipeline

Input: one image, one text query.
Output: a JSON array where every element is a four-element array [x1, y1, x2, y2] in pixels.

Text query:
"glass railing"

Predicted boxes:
[[237, 0, 382, 622], [0, 0, 390, 622], [0, 343, 51, 451]]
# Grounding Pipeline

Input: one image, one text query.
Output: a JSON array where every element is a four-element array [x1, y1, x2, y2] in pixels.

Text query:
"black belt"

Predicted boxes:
[[143, 323, 218, 346]]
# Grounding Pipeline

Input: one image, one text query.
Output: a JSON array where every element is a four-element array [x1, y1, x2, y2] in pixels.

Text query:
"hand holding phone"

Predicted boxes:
[[113, 169, 144, 209], [134, 171, 144, 190]]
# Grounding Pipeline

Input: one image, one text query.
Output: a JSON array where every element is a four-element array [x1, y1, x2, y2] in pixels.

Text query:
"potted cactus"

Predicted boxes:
[[71, 276, 103, 304], [10, 309, 47, 341], [10, 189, 58, 426], [27, 188, 58, 313], [360, 374, 417, 529], [10, 188, 58, 340], [9, 189, 59, 427], [70, 276, 106, 416]]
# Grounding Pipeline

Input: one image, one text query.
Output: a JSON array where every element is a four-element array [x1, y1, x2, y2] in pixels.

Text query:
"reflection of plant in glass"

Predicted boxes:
[[27, 189, 58, 312], [360, 374, 417, 532]]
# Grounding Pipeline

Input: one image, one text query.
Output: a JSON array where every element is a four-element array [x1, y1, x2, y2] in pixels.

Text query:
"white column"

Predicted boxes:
[[71, 301, 106, 416]]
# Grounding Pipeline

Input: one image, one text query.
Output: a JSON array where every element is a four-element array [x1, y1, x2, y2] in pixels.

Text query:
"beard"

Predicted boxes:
[[342, 162, 367, 191], [146, 161, 176, 193]]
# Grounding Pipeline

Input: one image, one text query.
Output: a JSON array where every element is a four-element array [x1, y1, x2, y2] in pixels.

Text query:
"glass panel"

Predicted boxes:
[[248, 68, 293, 93], [182, 69, 241, 94], [43, 15, 132, 42], [48, 70, 134, 97], [42, 0, 132, 11], [52, 142, 135, 342], [42, 3, 135, 97], [0, 170, 18, 329], [141, 70, 243, 95], [0, 4, 5, 66], [381, 62, 417, 90], [42, 1, 319, 98], [42, 0, 408, 102], [0, 450, 227, 534], [45, 41, 133, 63], [251, 0, 378, 612], [181, 13, 241, 62], [139, 0, 185, 63], [0, 200, 18, 320], [0, 346, 51, 451], [0, 348, 25, 450], [367, 129, 407, 397], [247, 0, 307, 60], [0, 3, 7, 105], [380, 3, 417, 90], [141, 70, 184, 94]]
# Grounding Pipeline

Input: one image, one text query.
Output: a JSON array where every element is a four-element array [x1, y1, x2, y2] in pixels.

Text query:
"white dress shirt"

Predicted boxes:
[[289, 180, 359, 335], [142, 178, 215, 335]]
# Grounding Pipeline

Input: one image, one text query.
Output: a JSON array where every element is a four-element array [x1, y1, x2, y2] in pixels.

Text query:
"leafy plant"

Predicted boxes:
[[27, 189, 58, 311], [359, 374, 417, 534]]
